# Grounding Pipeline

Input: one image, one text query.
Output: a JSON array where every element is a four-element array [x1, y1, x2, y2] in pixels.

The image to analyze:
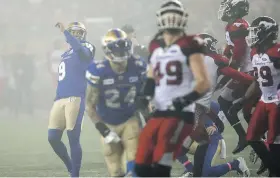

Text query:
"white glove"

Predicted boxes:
[[104, 131, 121, 144]]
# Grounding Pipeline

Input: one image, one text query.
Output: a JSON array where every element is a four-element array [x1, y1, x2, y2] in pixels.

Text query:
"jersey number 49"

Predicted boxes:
[[154, 60, 183, 85]]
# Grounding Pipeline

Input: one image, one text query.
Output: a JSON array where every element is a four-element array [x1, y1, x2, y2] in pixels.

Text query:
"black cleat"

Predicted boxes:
[[257, 161, 267, 175], [232, 141, 248, 154]]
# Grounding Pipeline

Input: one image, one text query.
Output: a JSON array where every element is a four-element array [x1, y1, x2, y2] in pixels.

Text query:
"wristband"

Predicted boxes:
[[182, 91, 201, 106], [95, 122, 110, 137]]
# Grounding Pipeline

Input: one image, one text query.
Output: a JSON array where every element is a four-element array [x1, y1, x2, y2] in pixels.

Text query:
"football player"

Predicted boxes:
[[217, 0, 252, 154], [85, 28, 147, 177], [231, 16, 280, 176], [177, 33, 253, 177], [48, 22, 95, 177], [182, 101, 250, 177], [134, 0, 211, 177]]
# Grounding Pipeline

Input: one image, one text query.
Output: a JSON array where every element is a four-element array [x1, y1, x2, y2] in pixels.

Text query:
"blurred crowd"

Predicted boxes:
[[0, 0, 279, 118]]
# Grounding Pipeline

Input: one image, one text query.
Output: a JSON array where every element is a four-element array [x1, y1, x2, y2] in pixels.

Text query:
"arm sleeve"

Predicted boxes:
[[231, 38, 248, 64], [219, 67, 254, 84], [63, 30, 94, 60], [85, 63, 101, 88]]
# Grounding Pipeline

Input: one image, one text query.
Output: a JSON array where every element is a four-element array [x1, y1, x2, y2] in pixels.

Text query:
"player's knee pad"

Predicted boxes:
[[134, 164, 153, 177], [48, 129, 63, 143]]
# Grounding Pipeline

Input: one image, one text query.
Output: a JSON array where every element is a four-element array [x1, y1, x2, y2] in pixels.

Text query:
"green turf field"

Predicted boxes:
[[0, 117, 267, 177]]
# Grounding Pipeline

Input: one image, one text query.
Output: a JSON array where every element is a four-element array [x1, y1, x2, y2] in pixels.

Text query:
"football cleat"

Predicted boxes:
[[237, 157, 250, 177]]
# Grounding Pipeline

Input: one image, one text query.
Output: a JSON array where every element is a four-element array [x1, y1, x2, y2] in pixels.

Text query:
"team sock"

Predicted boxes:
[[126, 160, 137, 177], [177, 147, 193, 172], [67, 125, 82, 177], [48, 129, 72, 173]]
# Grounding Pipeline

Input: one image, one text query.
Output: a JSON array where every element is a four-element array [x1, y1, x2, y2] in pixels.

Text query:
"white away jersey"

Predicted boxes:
[[251, 45, 280, 103], [148, 35, 205, 113]]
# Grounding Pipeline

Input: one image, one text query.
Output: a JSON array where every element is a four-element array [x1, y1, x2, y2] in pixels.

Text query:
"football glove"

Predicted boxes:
[[95, 122, 120, 144], [172, 91, 201, 111], [104, 131, 121, 144]]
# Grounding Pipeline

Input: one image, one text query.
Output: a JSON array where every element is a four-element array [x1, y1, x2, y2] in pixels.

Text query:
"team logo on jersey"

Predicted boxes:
[[233, 23, 243, 27], [129, 76, 138, 83], [118, 75, 124, 80], [103, 78, 114, 85]]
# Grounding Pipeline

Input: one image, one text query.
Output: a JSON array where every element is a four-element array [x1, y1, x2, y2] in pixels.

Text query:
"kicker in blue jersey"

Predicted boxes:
[[86, 57, 147, 125], [48, 22, 95, 178]]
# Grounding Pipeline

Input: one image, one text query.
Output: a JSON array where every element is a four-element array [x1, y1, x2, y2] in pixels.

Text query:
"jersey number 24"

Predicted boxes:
[[105, 86, 136, 108]]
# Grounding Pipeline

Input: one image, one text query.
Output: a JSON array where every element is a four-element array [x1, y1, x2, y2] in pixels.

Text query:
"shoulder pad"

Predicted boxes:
[[228, 19, 249, 32], [178, 35, 206, 57], [149, 38, 164, 54], [267, 43, 280, 58], [82, 41, 95, 53]]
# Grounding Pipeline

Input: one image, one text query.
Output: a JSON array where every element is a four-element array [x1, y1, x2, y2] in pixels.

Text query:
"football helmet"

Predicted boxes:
[[156, 0, 188, 31], [198, 33, 218, 53], [67, 22, 87, 40], [218, 0, 249, 22], [102, 28, 132, 63], [246, 16, 278, 47]]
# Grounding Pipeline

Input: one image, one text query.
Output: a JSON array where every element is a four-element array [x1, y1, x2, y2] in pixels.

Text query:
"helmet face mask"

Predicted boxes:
[[106, 39, 132, 63], [218, 0, 249, 22], [156, 0, 188, 31], [68, 29, 86, 40], [246, 16, 279, 47], [102, 29, 132, 63], [245, 26, 259, 47], [67, 22, 87, 40], [218, 2, 231, 21], [199, 33, 218, 53]]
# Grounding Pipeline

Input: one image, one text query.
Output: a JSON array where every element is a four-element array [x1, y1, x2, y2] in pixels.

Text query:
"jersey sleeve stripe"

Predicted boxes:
[[86, 70, 100, 84]]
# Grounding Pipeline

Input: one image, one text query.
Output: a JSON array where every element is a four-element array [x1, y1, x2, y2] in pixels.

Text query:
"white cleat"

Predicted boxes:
[[179, 171, 193, 177], [237, 157, 250, 177]]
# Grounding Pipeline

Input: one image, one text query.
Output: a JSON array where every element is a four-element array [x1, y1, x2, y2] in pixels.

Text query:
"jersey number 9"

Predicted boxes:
[[58, 62, 66, 81]]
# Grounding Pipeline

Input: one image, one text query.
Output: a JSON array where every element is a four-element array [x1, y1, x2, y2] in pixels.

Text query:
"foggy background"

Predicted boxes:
[[0, 0, 279, 119], [0, 0, 279, 176]]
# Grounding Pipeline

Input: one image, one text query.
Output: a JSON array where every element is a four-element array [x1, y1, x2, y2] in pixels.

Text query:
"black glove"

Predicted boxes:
[[95, 122, 110, 137], [228, 98, 245, 116], [172, 97, 192, 111], [172, 91, 201, 111]]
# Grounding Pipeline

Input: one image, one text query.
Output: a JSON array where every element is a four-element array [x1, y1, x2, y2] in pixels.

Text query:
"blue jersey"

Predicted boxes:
[[86, 57, 147, 125], [55, 31, 95, 100]]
